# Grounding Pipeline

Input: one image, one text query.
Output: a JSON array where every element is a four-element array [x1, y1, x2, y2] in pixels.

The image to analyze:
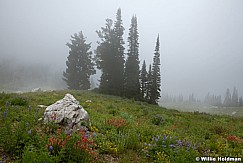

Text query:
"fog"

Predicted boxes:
[[1, 0, 243, 101]]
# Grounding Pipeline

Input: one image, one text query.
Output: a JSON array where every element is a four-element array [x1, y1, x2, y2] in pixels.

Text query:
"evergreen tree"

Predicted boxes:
[[232, 87, 239, 107], [145, 64, 152, 101], [96, 19, 114, 93], [124, 15, 140, 99], [223, 88, 232, 107], [239, 96, 243, 107], [96, 9, 125, 95], [149, 35, 161, 104], [113, 8, 125, 95], [63, 31, 95, 90], [140, 60, 147, 100]]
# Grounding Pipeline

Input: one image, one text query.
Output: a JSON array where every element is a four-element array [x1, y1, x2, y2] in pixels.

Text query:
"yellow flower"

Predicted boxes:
[[156, 151, 170, 163]]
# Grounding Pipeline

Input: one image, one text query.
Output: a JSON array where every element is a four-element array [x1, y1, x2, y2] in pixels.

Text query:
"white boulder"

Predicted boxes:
[[43, 93, 89, 129]]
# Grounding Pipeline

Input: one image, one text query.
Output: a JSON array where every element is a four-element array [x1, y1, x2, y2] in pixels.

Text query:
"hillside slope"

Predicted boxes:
[[0, 90, 243, 162]]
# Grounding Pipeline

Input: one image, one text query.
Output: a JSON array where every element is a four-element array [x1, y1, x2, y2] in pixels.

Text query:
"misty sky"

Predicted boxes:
[[0, 0, 243, 99]]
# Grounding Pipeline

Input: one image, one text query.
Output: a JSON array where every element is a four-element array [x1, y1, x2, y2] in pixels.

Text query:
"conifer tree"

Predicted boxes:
[[149, 35, 161, 104], [113, 8, 125, 95], [63, 31, 95, 90], [140, 60, 147, 100], [96, 19, 114, 93], [223, 88, 232, 106], [232, 87, 239, 107], [239, 96, 243, 107], [124, 15, 140, 99], [146, 64, 152, 101], [96, 9, 125, 95]]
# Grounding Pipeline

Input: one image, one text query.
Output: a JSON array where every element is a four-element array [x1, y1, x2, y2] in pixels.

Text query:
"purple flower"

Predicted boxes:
[[206, 149, 210, 155], [36, 108, 40, 114], [176, 140, 183, 147], [2, 154, 7, 160], [28, 130, 32, 135], [92, 132, 97, 137], [6, 101, 10, 107], [186, 141, 190, 147], [163, 134, 168, 140], [48, 146, 53, 152], [3, 110, 7, 118], [169, 144, 176, 148], [67, 130, 72, 136]]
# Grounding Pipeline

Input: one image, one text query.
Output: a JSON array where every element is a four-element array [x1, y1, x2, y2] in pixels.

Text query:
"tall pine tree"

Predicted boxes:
[[232, 87, 239, 107], [96, 19, 114, 93], [149, 35, 161, 105], [63, 31, 95, 90], [146, 64, 152, 101], [124, 15, 140, 99], [140, 60, 147, 100], [113, 8, 125, 95], [223, 88, 232, 106], [96, 9, 125, 95]]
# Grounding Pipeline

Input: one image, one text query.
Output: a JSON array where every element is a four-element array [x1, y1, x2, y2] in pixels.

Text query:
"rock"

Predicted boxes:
[[43, 94, 89, 130], [31, 88, 42, 92], [232, 111, 237, 116], [85, 100, 92, 103], [37, 105, 48, 108]]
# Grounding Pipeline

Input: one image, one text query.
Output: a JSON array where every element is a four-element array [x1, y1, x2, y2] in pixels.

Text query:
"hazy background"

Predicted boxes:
[[0, 0, 243, 100]]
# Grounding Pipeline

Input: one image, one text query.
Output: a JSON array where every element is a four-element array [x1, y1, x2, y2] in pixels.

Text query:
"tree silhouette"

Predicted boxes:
[[124, 15, 140, 99], [63, 31, 95, 90]]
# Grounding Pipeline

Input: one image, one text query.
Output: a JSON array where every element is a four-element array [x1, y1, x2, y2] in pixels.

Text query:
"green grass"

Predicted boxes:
[[0, 90, 243, 162]]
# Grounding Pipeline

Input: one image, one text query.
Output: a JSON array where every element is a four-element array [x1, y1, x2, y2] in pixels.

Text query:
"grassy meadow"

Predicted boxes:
[[0, 90, 243, 162]]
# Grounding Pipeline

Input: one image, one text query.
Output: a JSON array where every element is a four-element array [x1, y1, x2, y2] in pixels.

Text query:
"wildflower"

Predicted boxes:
[[3, 110, 7, 118], [186, 141, 190, 148], [154, 136, 159, 142], [56, 128, 61, 134], [205, 149, 210, 155], [48, 146, 53, 152], [227, 135, 241, 142], [2, 154, 7, 160], [163, 134, 168, 140], [36, 108, 40, 114], [176, 140, 183, 147], [28, 130, 32, 135], [169, 144, 176, 148], [67, 130, 72, 136], [85, 133, 90, 139], [28, 106, 32, 111], [92, 132, 97, 137], [6, 101, 10, 107]]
